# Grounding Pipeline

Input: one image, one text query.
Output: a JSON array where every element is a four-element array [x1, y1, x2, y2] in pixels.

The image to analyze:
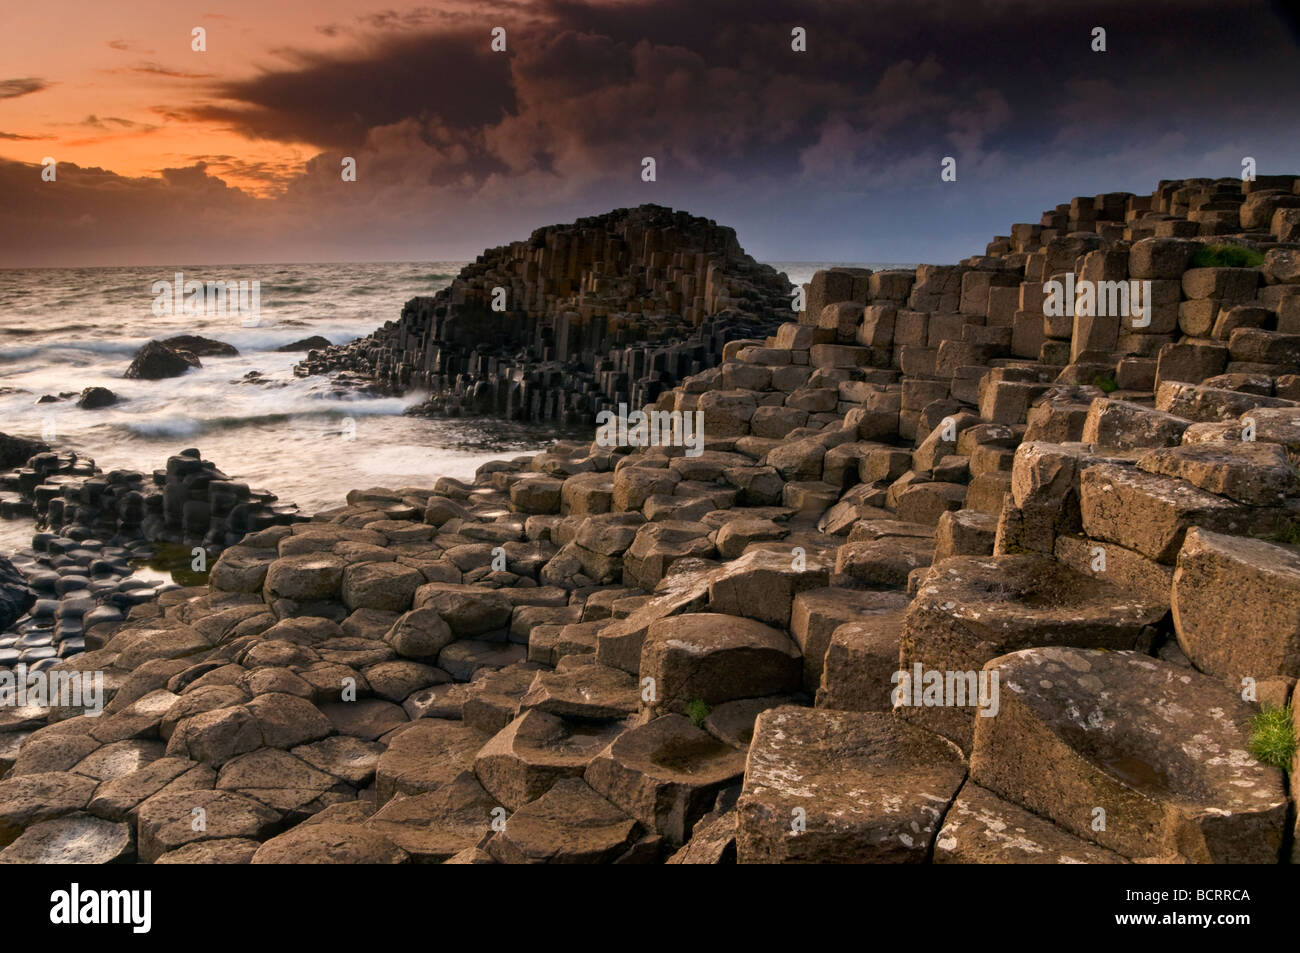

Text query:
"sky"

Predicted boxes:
[[1, 0, 1298, 267]]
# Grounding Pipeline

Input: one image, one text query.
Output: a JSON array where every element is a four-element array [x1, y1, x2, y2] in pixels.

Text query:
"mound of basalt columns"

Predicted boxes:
[[294, 204, 795, 423]]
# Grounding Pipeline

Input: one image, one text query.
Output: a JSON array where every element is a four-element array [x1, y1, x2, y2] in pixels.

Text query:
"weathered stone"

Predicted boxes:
[[485, 778, 640, 864], [706, 547, 830, 628], [137, 789, 280, 863], [251, 822, 408, 864], [971, 648, 1289, 863], [1080, 462, 1278, 563], [1137, 441, 1300, 505], [1172, 528, 1300, 679], [0, 772, 99, 846], [815, 609, 910, 712], [834, 537, 934, 588], [640, 613, 801, 715], [934, 783, 1127, 864], [475, 710, 623, 810], [341, 562, 423, 612], [375, 719, 490, 804], [585, 714, 746, 845], [736, 707, 966, 863], [791, 587, 910, 693], [414, 583, 512, 636], [519, 658, 639, 721], [900, 555, 1165, 747], [364, 771, 501, 862]]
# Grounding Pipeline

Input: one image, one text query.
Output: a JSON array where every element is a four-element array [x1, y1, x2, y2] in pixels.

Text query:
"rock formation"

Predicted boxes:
[[3, 175, 1300, 864], [0, 445, 304, 674], [125, 341, 202, 380], [294, 205, 794, 422]]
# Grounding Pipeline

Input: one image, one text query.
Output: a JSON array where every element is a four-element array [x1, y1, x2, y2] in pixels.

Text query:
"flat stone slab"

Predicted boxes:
[[970, 647, 1290, 863], [736, 706, 966, 863], [0, 812, 133, 864], [475, 709, 624, 810], [1172, 527, 1300, 679], [364, 771, 501, 862], [437, 640, 527, 682], [291, 736, 385, 787], [485, 778, 640, 864], [900, 555, 1166, 747], [519, 657, 640, 721], [934, 782, 1127, 864], [640, 613, 801, 716], [585, 713, 746, 846], [1137, 441, 1300, 505], [251, 822, 408, 864], [136, 789, 281, 863], [374, 719, 490, 804], [1079, 462, 1279, 563], [0, 771, 98, 846]]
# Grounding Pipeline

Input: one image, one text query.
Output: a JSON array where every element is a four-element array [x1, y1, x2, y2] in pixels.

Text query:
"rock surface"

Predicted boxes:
[[4, 176, 1300, 865]]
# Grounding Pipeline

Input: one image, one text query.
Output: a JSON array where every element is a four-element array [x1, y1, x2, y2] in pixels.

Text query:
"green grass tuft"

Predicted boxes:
[[1189, 244, 1265, 268], [1092, 374, 1118, 393], [1248, 704, 1296, 770], [685, 698, 711, 729]]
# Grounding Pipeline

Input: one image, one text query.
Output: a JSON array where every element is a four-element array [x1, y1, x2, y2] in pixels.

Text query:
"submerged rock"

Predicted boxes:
[[124, 340, 201, 380]]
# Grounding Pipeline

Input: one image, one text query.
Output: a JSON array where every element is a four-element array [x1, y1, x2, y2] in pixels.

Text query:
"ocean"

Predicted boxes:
[[0, 260, 897, 554]]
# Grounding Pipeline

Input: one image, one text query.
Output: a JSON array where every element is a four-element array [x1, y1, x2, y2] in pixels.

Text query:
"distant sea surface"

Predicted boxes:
[[0, 260, 908, 553]]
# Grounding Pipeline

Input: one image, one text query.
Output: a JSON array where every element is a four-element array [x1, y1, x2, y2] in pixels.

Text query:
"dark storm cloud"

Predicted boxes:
[[188, 28, 518, 150], [4, 0, 1299, 266], [185, 0, 1300, 181]]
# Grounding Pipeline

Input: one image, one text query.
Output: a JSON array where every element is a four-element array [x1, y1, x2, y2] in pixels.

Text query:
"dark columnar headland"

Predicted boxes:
[[294, 205, 795, 420], [2, 176, 1300, 865]]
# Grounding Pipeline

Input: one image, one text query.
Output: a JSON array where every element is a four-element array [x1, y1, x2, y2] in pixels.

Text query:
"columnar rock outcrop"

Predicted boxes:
[[294, 205, 794, 422], [3, 175, 1299, 864]]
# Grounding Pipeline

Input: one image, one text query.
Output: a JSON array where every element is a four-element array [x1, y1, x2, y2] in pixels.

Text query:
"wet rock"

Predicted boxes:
[[76, 387, 118, 410], [0, 556, 34, 631], [124, 340, 201, 380], [275, 336, 332, 352], [162, 335, 238, 357]]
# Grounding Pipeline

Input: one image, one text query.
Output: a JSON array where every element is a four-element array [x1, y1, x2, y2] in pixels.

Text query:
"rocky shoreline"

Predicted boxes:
[[0, 446, 304, 677], [2, 175, 1300, 863]]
